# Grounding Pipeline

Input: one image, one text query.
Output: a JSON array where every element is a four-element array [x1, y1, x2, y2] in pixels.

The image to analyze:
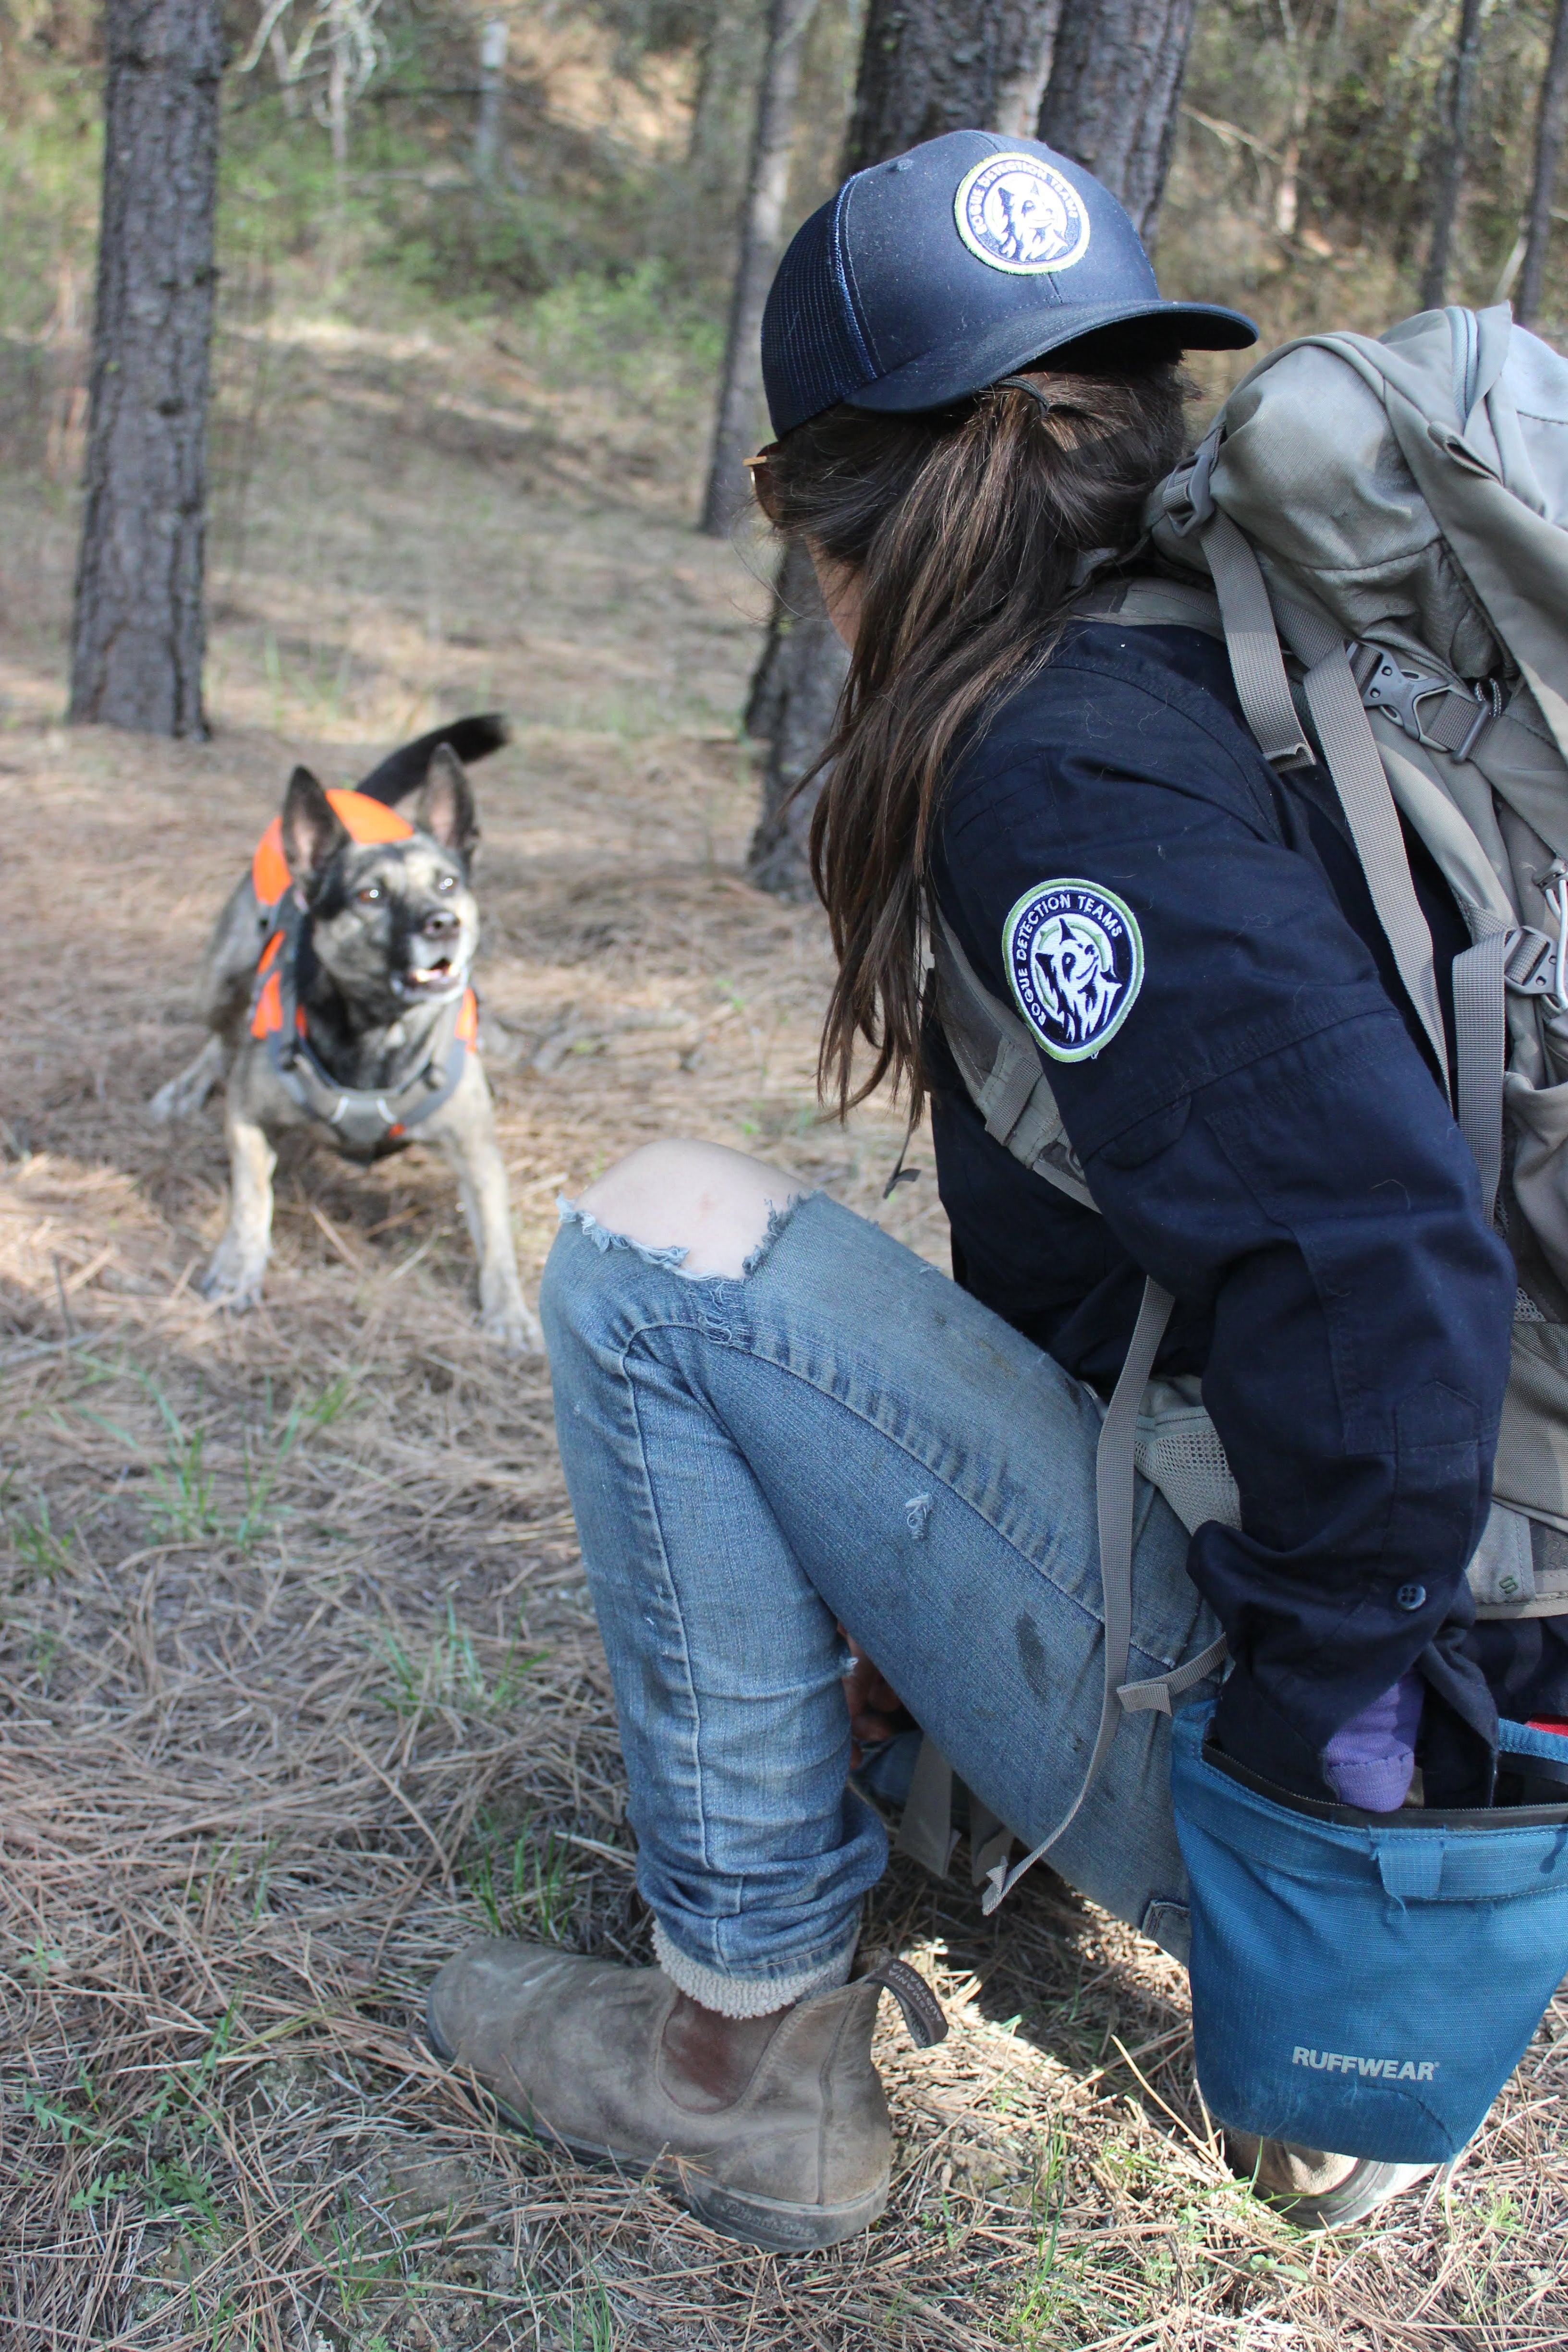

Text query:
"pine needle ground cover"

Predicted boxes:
[[1, 306, 1564, 2351]]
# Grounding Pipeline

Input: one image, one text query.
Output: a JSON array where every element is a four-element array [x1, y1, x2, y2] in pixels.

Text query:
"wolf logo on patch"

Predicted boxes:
[[954, 154, 1092, 277], [1004, 880, 1144, 1062]]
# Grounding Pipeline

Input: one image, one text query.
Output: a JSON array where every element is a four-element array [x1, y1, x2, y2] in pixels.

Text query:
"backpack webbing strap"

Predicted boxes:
[[1075, 576, 1227, 639], [1202, 520, 1453, 1102], [891, 1736, 960, 1876], [1296, 635, 1453, 1100], [923, 916, 1229, 1901], [1201, 515, 1316, 768], [1118, 1633, 1231, 1716], [891, 1744, 1014, 1886], [1454, 921, 1510, 1225], [982, 1276, 1177, 1915], [932, 907, 1096, 1209]]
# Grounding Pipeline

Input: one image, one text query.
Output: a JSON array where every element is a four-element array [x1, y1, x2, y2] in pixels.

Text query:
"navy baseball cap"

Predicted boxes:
[[761, 130, 1256, 437]]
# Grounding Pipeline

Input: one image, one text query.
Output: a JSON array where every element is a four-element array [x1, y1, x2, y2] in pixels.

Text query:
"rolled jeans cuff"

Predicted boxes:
[[653, 1921, 857, 2017]]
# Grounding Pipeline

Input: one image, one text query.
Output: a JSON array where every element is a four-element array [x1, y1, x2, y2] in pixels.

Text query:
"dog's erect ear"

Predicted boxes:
[[414, 745, 478, 860], [280, 767, 352, 896]]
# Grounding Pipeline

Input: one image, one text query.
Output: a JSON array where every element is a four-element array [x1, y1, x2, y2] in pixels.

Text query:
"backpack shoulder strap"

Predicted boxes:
[[1197, 517, 1455, 1101], [931, 904, 1097, 1211], [1074, 574, 1227, 640], [916, 910, 1228, 1903], [982, 1274, 1225, 1912]]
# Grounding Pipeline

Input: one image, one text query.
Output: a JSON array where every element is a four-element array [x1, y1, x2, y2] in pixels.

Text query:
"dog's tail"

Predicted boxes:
[[354, 714, 510, 807]]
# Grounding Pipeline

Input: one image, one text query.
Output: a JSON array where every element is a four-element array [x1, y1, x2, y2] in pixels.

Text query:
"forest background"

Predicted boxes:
[[5, 2, 1568, 2349], [9, 0, 1568, 550]]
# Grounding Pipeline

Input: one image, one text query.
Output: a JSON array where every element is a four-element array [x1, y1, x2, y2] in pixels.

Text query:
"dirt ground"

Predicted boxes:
[[2, 310, 1565, 2350]]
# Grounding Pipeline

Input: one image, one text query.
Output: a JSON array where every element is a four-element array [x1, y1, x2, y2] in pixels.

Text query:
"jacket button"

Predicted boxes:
[[1396, 1582, 1426, 1611]]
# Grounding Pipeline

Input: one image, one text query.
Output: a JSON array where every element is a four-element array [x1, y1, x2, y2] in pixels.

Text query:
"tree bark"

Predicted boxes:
[[744, 540, 850, 893], [1421, 0, 1486, 310], [1519, 0, 1568, 328], [701, 0, 823, 537], [844, 0, 1063, 165], [746, 0, 1065, 893], [1036, 0, 1198, 240], [69, 0, 224, 738], [474, 19, 508, 183]]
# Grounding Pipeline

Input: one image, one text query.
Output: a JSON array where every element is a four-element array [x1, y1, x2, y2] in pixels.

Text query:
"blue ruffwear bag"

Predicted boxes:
[[1170, 1700, 1568, 2163]]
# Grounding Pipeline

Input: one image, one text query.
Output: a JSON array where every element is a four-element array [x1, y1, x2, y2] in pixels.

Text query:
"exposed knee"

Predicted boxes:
[[574, 1139, 803, 1280]]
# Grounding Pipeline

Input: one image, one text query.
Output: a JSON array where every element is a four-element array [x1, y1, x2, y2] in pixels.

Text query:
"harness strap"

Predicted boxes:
[[911, 907, 1231, 1895], [250, 901, 474, 1151], [1200, 514, 1317, 768], [1074, 576, 1227, 639], [1298, 637, 1454, 1102], [981, 1275, 1179, 1915], [1200, 523, 1453, 1103], [1453, 920, 1511, 1225], [931, 908, 1095, 1209], [1119, 1633, 1232, 1715], [891, 1737, 960, 1878]]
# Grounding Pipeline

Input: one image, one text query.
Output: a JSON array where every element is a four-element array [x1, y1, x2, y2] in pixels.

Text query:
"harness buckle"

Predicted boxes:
[[1158, 423, 1221, 536], [1352, 644, 1500, 761], [1504, 927, 1558, 997]]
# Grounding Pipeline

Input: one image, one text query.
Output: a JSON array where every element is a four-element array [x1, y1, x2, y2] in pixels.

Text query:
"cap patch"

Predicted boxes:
[[1005, 880, 1143, 1061], [955, 154, 1092, 277]]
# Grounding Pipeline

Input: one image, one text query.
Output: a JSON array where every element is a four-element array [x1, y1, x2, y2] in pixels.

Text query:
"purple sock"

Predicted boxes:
[[1321, 1672, 1423, 1811]]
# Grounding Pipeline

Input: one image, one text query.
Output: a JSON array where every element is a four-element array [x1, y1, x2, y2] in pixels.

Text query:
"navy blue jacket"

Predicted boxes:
[[929, 618, 1544, 1805]]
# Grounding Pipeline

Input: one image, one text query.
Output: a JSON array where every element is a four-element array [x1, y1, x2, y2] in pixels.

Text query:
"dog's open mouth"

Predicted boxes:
[[396, 958, 459, 996]]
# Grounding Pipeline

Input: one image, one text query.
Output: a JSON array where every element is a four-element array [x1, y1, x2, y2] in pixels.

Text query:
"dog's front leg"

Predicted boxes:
[[202, 1110, 277, 1311], [149, 1034, 232, 1125], [431, 1069, 542, 1356]]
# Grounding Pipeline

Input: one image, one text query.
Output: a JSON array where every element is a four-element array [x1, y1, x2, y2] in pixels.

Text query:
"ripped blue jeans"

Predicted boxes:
[[539, 1189, 1219, 2015]]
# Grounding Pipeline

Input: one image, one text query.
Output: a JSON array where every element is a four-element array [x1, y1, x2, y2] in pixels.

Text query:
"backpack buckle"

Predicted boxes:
[[1352, 646, 1501, 761], [1355, 648, 1457, 742], [1157, 423, 1221, 535], [1504, 927, 1559, 997]]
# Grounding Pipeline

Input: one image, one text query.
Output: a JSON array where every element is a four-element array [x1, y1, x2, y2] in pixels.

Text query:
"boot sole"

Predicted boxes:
[[1253, 2159, 1436, 2232], [424, 1997, 889, 2252]]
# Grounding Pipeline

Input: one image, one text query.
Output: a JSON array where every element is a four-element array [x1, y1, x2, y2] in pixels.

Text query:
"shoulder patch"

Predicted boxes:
[[1004, 880, 1143, 1062]]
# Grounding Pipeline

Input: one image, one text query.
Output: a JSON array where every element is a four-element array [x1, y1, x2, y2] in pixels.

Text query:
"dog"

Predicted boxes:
[[151, 717, 541, 1355]]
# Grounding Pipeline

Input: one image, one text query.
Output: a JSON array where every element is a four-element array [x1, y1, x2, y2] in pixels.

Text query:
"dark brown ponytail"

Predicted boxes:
[[761, 357, 1189, 1118]]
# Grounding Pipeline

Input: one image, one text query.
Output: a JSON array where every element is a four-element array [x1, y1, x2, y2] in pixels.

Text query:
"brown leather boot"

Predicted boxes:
[[1223, 2130, 1435, 2230], [425, 1939, 945, 2251]]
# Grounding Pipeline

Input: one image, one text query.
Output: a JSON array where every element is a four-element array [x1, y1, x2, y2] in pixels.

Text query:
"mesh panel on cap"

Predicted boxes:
[[762, 195, 876, 436]]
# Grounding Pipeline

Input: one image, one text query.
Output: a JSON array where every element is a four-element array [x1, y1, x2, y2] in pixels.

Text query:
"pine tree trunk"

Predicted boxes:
[[69, 0, 224, 738], [1421, 0, 1486, 310], [1519, 0, 1568, 328], [844, 0, 1063, 164], [1036, 0, 1197, 239], [701, 0, 822, 537], [474, 20, 508, 183], [746, 0, 1064, 893], [744, 540, 850, 895]]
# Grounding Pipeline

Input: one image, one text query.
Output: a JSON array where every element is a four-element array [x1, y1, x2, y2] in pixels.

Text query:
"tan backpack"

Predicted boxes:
[[923, 306, 1568, 1908]]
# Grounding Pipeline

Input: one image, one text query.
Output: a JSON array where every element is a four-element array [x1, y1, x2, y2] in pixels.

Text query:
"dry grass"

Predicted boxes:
[[2, 302, 1566, 2351]]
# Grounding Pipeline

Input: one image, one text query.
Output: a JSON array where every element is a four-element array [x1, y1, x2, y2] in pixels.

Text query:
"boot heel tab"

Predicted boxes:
[[857, 1954, 948, 2048]]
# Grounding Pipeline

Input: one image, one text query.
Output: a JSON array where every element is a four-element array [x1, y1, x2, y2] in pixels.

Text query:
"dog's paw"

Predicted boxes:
[[482, 1296, 545, 1358], [200, 1246, 267, 1312]]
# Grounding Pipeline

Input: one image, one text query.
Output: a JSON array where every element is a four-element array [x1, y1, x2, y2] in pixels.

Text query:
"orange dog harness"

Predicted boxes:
[[247, 792, 477, 1153], [250, 788, 416, 909]]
